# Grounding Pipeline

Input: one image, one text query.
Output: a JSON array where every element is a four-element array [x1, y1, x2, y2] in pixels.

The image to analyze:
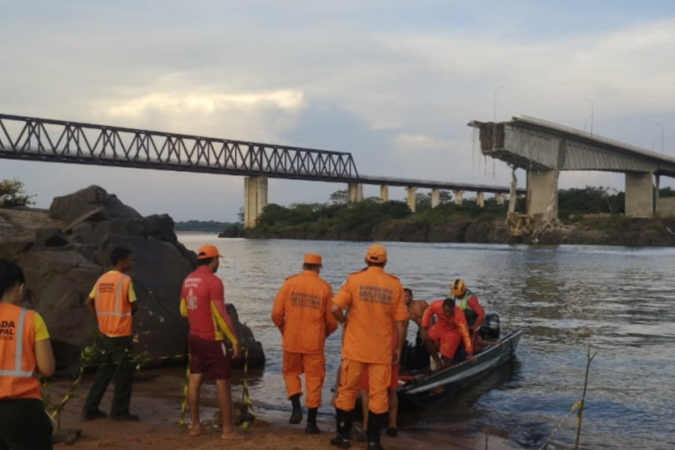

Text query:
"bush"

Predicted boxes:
[[0, 179, 34, 208]]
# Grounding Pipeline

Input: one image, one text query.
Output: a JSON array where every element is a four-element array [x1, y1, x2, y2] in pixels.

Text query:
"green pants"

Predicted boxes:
[[0, 398, 53, 450], [83, 335, 136, 417]]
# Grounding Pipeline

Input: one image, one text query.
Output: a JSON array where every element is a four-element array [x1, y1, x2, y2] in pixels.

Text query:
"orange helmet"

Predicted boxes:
[[450, 279, 467, 297]]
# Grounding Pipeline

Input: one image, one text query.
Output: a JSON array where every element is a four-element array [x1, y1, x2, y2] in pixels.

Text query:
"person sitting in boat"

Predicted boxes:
[[404, 288, 429, 331], [420, 298, 476, 370]]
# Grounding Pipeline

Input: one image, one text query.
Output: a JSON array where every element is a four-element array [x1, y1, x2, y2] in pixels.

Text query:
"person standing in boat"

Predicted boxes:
[[450, 280, 485, 338], [420, 298, 476, 370], [330, 244, 408, 450], [271, 253, 337, 434]]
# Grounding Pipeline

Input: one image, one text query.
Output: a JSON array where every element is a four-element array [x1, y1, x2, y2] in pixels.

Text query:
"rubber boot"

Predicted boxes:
[[289, 394, 303, 424], [366, 412, 385, 450], [305, 408, 320, 435], [329, 408, 352, 449]]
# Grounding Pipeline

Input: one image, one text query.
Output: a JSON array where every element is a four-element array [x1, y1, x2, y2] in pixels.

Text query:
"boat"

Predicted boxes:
[[397, 330, 524, 408]]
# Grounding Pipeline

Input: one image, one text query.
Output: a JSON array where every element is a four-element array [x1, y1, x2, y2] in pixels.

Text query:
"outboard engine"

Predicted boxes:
[[480, 313, 500, 341]]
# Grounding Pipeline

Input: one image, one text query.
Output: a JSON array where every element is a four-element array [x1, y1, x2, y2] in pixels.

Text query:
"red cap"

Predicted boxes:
[[365, 244, 387, 263], [197, 244, 223, 260]]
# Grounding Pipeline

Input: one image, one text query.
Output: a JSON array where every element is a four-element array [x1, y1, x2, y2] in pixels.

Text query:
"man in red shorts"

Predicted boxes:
[[420, 298, 476, 370], [180, 244, 246, 440]]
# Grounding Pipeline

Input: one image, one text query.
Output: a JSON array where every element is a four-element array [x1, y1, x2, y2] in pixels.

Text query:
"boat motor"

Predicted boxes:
[[479, 313, 500, 341]]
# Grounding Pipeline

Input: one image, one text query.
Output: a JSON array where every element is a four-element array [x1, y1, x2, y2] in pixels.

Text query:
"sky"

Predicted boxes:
[[1, 0, 675, 221]]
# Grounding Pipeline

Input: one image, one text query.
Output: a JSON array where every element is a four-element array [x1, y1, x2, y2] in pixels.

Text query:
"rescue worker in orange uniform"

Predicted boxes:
[[330, 244, 408, 450], [450, 280, 485, 338], [0, 259, 56, 450], [180, 245, 246, 440], [421, 298, 476, 370], [82, 247, 140, 421], [271, 253, 337, 434]]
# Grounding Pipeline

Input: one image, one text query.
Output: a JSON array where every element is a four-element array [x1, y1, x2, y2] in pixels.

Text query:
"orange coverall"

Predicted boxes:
[[271, 270, 337, 408], [333, 267, 408, 414], [422, 301, 473, 358]]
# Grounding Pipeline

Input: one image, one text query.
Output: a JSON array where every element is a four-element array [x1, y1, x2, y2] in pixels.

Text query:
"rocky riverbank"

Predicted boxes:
[[0, 186, 264, 373], [242, 216, 675, 247]]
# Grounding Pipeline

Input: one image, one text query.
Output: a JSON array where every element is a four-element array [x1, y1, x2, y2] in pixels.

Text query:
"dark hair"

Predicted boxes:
[[0, 259, 26, 298], [442, 298, 454, 310], [366, 261, 386, 268], [404, 288, 413, 296], [303, 263, 321, 271], [197, 257, 214, 266], [110, 247, 132, 265]]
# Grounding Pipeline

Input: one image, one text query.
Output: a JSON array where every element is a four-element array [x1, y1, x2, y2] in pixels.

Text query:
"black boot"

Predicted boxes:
[[305, 408, 320, 434], [366, 412, 386, 450], [289, 394, 303, 424], [329, 408, 352, 449]]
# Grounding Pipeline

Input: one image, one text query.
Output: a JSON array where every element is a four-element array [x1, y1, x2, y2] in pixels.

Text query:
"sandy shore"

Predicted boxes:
[[46, 372, 519, 450]]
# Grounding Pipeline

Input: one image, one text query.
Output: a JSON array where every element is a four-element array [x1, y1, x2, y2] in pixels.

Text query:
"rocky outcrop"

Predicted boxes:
[[1, 186, 264, 373]]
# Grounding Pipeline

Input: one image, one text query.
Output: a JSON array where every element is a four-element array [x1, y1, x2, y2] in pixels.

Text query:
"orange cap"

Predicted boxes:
[[304, 253, 323, 266], [196, 244, 223, 260], [365, 244, 387, 263]]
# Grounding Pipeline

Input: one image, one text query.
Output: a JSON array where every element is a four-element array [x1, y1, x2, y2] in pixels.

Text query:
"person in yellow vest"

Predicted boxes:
[[81, 247, 139, 421], [0, 259, 56, 450]]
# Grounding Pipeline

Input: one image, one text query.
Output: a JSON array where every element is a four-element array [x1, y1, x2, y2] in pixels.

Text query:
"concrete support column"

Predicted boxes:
[[625, 172, 654, 218], [348, 183, 363, 203], [431, 188, 441, 208], [454, 190, 464, 205], [526, 169, 558, 220], [406, 186, 417, 212], [476, 192, 485, 208], [244, 176, 268, 228], [379, 185, 389, 202], [496, 193, 506, 205]]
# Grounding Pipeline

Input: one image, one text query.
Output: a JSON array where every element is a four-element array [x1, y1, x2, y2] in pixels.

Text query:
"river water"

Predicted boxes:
[[178, 234, 675, 450]]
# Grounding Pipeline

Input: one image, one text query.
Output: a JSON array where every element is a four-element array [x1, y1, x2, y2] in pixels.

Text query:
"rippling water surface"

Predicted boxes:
[[178, 235, 675, 450]]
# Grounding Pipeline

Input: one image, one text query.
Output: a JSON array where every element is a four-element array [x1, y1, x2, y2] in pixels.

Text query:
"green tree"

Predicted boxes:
[[0, 179, 34, 208], [329, 189, 349, 205]]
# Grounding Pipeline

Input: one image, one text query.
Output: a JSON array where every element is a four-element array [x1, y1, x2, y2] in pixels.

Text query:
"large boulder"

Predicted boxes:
[[6, 186, 264, 373], [49, 185, 141, 225]]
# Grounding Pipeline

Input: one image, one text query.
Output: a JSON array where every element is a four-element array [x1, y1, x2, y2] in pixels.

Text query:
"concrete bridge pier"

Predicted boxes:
[[380, 185, 389, 202], [406, 186, 417, 212], [476, 192, 485, 208], [526, 169, 558, 220], [625, 172, 654, 217], [496, 193, 506, 205], [431, 188, 440, 208], [244, 176, 268, 228], [454, 190, 464, 205], [348, 183, 363, 203]]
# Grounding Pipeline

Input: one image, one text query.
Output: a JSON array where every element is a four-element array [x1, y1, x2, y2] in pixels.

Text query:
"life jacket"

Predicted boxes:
[[454, 290, 478, 328], [94, 271, 133, 337], [0, 304, 41, 400]]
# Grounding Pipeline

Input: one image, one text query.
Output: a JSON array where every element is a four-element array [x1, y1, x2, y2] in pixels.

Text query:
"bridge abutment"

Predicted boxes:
[[244, 176, 268, 228], [431, 189, 440, 208], [406, 187, 417, 212], [380, 185, 389, 202], [526, 169, 557, 220], [348, 183, 363, 203], [625, 172, 654, 218], [454, 190, 464, 205], [476, 191, 485, 208]]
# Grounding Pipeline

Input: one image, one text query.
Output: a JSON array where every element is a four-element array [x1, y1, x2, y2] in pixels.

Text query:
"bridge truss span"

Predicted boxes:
[[0, 114, 360, 182]]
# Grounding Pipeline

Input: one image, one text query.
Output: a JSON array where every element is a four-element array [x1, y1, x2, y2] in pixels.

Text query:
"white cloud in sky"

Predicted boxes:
[[1, 1, 675, 220]]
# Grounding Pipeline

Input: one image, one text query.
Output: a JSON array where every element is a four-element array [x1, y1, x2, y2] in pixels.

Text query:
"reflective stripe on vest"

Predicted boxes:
[[96, 274, 132, 318], [0, 309, 34, 378]]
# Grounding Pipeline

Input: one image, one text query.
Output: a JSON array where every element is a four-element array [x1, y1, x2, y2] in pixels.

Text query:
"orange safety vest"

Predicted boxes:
[[0, 304, 41, 400], [94, 271, 133, 337]]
